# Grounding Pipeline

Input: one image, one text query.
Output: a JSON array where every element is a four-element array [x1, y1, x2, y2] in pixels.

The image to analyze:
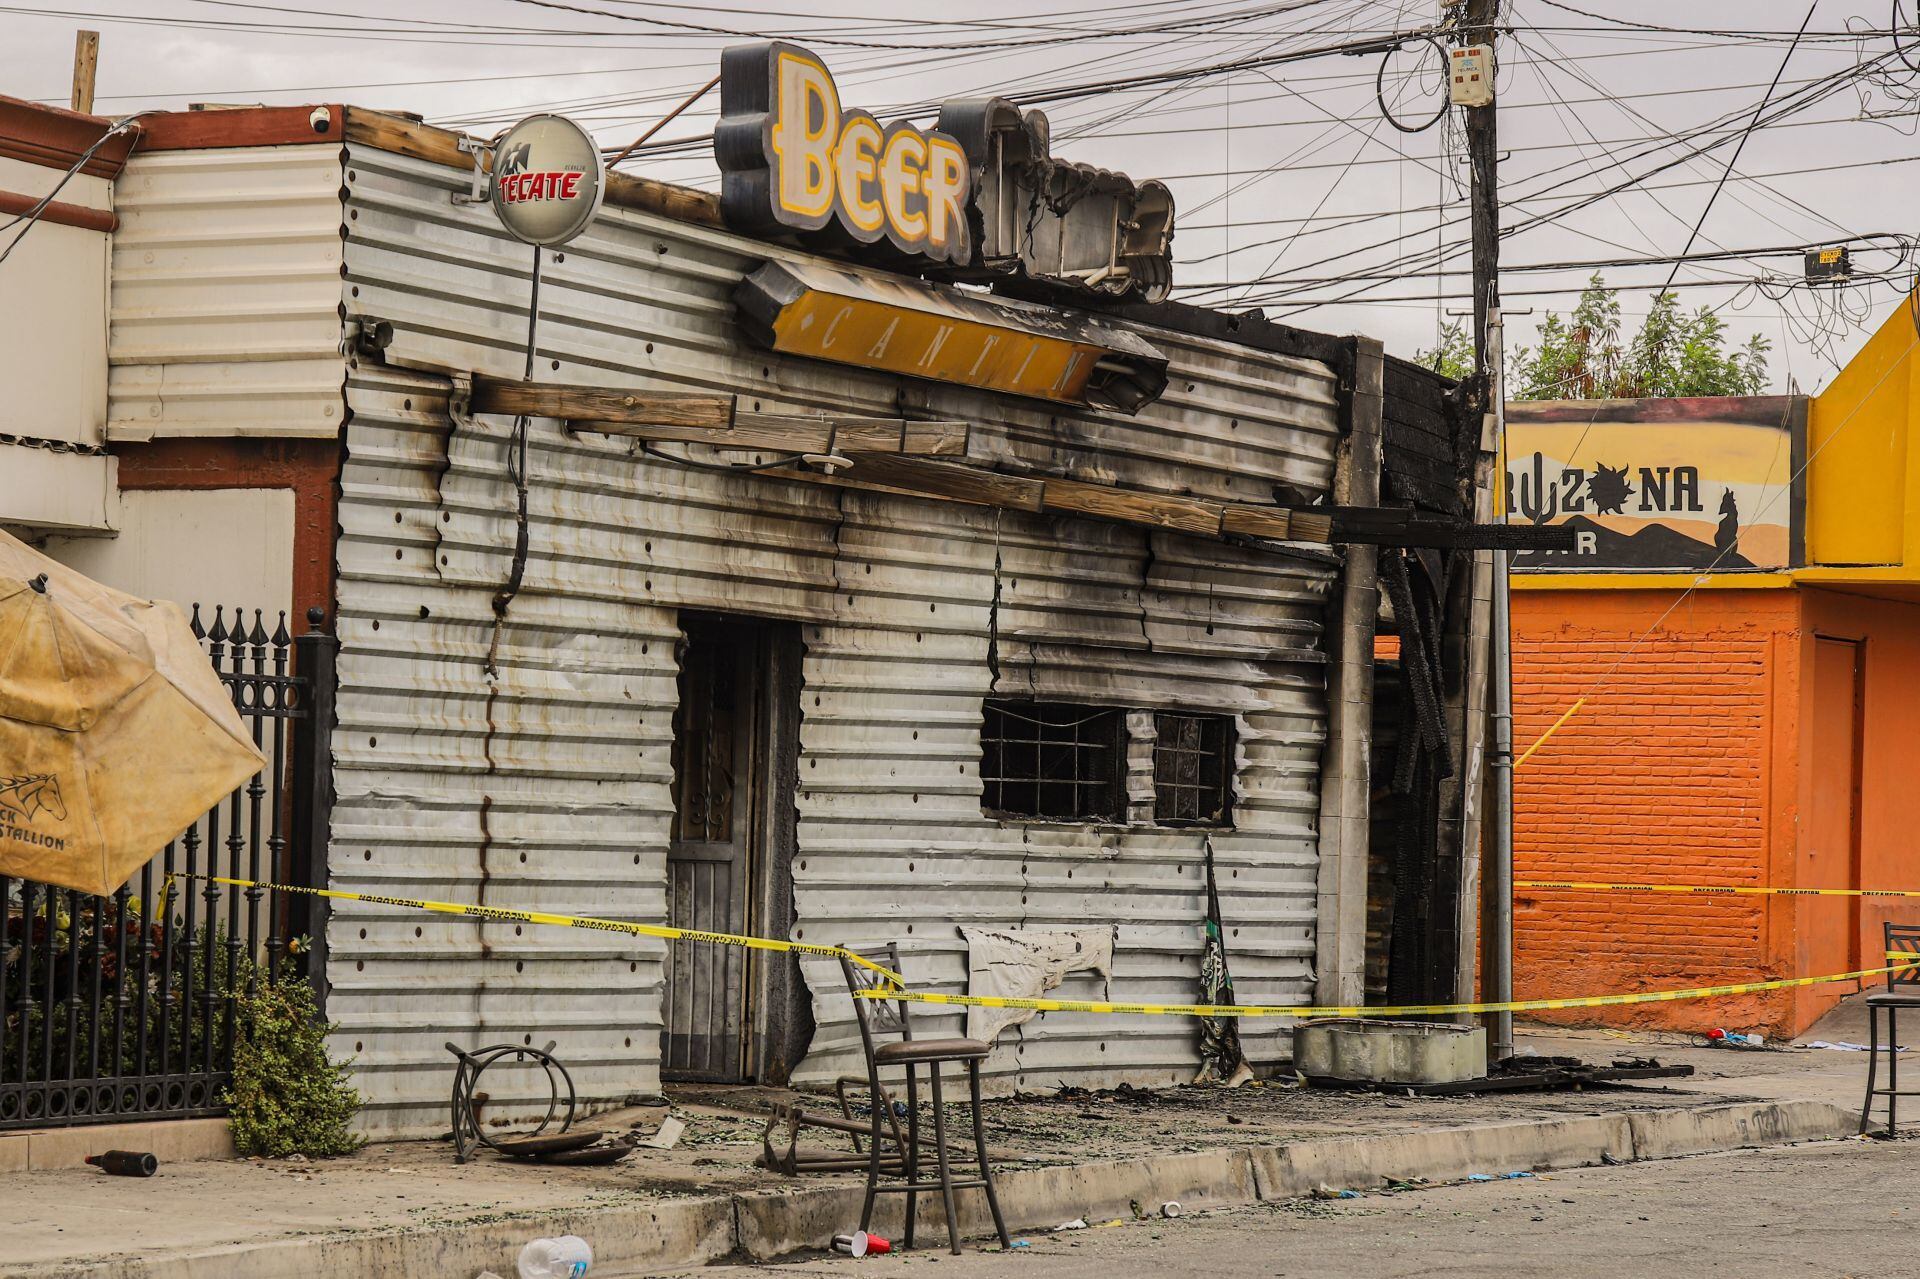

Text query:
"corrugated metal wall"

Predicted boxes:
[[108, 146, 347, 440], [333, 143, 1342, 1131]]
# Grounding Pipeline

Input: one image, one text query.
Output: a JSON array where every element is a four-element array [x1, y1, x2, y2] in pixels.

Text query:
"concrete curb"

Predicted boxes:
[[8, 1099, 1857, 1278]]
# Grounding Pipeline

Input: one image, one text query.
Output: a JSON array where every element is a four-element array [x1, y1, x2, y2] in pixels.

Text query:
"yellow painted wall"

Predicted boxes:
[[1806, 294, 1916, 567]]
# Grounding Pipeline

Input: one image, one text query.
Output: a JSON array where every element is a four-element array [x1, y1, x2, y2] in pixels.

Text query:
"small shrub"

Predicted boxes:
[[224, 976, 363, 1158]]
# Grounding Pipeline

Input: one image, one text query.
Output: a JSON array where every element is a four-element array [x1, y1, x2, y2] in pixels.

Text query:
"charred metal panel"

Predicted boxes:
[[330, 143, 1342, 1131], [937, 98, 1176, 303]]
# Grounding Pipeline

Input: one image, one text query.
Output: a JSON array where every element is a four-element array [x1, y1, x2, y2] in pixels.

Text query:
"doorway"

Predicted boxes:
[[1802, 636, 1864, 984], [662, 614, 804, 1083]]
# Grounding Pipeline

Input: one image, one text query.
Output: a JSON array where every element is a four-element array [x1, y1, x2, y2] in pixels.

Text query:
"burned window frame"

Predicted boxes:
[[1151, 711, 1235, 827], [977, 700, 1238, 828], [979, 699, 1127, 823]]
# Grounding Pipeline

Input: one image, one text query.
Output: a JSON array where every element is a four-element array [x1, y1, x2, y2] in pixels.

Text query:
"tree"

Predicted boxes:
[[1416, 320, 1474, 381], [1508, 274, 1769, 400]]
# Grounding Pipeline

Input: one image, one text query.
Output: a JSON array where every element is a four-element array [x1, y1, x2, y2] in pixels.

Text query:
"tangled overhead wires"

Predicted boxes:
[[1844, 0, 1920, 129], [1376, 33, 1450, 133]]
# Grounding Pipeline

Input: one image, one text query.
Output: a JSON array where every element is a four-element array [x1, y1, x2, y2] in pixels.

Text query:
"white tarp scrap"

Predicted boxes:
[[960, 926, 1115, 1044]]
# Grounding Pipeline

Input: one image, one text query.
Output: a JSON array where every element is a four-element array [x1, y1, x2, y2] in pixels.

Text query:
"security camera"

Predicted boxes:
[[309, 106, 332, 135]]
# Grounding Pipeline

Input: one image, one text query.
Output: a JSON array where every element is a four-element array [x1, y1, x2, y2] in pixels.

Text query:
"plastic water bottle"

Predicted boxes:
[[517, 1236, 592, 1279]]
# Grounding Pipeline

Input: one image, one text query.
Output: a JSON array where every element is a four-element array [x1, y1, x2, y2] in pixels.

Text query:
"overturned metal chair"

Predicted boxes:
[[759, 1075, 910, 1175], [840, 942, 1011, 1255]]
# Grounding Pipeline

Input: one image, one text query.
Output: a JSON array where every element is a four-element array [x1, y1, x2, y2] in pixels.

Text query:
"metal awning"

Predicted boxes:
[[733, 259, 1169, 413]]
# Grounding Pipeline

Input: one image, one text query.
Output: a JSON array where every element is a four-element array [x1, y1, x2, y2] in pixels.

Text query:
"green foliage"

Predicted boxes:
[[1509, 274, 1770, 400], [224, 973, 362, 1158], [0, 909, 257, 1083], [1415, 319, 1474, 380]]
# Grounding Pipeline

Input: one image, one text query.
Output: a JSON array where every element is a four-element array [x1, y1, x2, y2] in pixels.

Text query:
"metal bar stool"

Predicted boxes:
[[839, 942, 1011, 1255], [1861, 922, 1920, 1136]]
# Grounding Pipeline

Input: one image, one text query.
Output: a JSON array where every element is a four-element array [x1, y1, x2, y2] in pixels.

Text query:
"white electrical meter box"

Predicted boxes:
[[1449, 44, 1494, 107]]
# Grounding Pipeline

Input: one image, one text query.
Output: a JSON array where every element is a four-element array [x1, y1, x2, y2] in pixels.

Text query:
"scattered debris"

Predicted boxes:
[[643, 1117, 686, 1150], [1313, 1184, 1361, 1200], [85, 1150, 157, 1178], [1054, 1218, 1089, 1232], [832, 1231, 891, 1256]]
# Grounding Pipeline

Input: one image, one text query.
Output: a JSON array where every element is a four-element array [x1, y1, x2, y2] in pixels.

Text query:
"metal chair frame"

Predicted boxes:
[[1861, 922, 1920, 1136], [839, 943, 1011, 1255]]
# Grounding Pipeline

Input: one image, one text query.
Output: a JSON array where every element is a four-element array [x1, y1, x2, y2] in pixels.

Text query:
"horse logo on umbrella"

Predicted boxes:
[[0, 773, 67, 826]]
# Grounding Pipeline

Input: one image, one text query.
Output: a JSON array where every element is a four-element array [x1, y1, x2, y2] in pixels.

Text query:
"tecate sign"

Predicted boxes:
[[489, 114, 605, 247], [715, 41, 971, 266]]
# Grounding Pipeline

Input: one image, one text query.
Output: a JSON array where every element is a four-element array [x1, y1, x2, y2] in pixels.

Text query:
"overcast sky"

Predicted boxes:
[[5, 0, 1917, 392]]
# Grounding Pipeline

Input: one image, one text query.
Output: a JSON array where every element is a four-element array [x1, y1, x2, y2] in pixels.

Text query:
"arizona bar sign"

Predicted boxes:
[[716, 42, 972, 264], [489, 113, 605, 247]]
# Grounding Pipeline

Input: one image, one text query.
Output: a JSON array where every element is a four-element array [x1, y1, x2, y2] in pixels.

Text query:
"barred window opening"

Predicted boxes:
[[1153, 712, 1233, 826], [980, 700, 1124, 821]]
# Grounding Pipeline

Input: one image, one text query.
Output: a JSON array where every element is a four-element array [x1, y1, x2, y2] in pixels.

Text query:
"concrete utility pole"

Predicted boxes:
[[1459, 0, 1514, 1061]]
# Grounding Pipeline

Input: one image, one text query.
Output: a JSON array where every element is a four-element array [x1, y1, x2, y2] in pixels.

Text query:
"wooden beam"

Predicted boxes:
[[839, 456, 1045, 511], [581, 416, 968, 457], [472, 376, 735, 429], [472, 377, 968, 457], [344, 108, 724, 229], [70, 31, 98, 116], [1040, 477, 1224, 538]]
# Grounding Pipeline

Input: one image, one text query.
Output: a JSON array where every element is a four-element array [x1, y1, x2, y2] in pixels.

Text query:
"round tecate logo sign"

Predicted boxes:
[[489, 114, 605, 247]]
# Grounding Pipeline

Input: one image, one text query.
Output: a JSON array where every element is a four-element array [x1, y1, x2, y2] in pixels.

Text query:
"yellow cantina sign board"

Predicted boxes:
[[735, 260, 1169, 413], [717, 42, 972, 265]]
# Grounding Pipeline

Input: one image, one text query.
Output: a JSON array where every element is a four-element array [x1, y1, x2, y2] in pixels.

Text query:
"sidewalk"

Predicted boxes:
[[2, 1018, 1882, 1279]]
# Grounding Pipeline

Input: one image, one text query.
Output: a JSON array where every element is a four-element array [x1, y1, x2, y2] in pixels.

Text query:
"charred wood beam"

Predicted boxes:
[[470, 376, 970, 457], [1327, 506, 1575, 552], [809, 456, 1555, 552]]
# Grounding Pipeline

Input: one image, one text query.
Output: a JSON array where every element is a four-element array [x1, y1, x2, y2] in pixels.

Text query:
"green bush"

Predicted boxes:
[[224, 975, 363, 1158]]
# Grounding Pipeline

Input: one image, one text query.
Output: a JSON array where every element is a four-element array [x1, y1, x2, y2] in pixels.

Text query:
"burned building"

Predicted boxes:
[[1, 56, 1496, 1136]]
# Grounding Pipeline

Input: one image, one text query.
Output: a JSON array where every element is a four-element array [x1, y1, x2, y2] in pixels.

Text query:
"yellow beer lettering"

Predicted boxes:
[[772, 51, 838, 221]]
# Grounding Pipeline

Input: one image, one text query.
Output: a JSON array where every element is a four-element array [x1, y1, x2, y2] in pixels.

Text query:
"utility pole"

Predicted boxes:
[[1462, 0, 1500, 376], [1457, 0, 1513, 1061], [70, 30, 99, 116]]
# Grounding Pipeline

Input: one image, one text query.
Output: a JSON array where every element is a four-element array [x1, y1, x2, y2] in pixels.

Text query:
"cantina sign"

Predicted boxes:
[[1505, 396, 1804, 573], [716, 42, 972, 264]]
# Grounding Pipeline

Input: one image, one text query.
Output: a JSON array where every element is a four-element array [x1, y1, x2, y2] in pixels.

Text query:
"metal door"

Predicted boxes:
[[663, 622, 757, 1081]]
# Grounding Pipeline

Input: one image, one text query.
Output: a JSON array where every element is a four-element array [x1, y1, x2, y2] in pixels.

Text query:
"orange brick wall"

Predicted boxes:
[[1509, 589, 1803, 1033]]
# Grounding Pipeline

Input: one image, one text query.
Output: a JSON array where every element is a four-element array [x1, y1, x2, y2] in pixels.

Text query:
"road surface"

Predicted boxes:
[[646, 1137, 1917, 1278]]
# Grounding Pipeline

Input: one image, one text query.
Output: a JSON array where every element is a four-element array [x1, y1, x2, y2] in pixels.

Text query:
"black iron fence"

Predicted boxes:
[[0, 605, 335, 1131]]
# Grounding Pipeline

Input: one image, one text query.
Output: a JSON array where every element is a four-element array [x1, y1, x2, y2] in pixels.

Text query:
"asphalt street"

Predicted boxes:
[[648, 1138, 1919, 1279]]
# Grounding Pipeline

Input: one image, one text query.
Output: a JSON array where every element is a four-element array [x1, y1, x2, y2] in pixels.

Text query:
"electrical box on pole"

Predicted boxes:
[[1449, 46, 1494, 106]]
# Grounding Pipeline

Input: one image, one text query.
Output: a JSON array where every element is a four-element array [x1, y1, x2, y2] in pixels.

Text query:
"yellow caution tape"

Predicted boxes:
[[857, 962, 1906, 1019], [166, 875, 1912, 1021], [1517, 879, 1920, 900], [1515, 696, 1586, 769], [162, 874, 903, 983]]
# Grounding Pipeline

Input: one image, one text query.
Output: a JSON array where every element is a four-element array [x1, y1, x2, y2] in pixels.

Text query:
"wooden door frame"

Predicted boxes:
[[665, 612, 805, 1084]]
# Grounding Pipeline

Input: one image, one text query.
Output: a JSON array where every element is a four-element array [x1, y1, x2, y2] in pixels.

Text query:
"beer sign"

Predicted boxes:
[[489, 114, 605, 247], [716, 42, 971, 265]]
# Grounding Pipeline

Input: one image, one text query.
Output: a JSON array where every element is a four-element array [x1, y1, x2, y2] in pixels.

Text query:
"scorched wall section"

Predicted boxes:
[[330, 143, 1341, 1132]]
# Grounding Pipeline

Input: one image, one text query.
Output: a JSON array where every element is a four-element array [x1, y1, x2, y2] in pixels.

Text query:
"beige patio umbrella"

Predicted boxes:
[[0, 529, 266, 896]]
